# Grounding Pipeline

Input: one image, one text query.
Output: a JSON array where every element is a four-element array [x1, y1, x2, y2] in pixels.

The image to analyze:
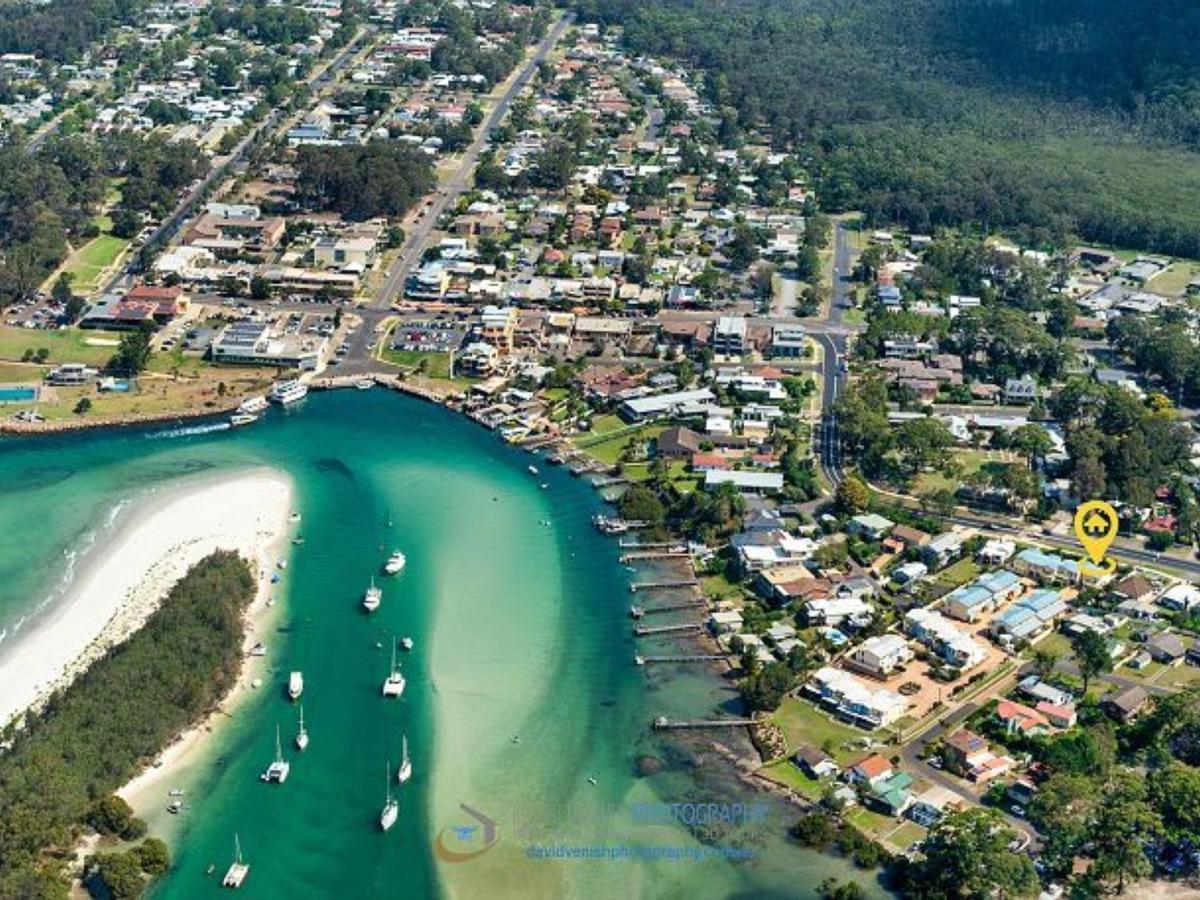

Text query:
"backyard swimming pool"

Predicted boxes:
[[0, 386, 36, 403]]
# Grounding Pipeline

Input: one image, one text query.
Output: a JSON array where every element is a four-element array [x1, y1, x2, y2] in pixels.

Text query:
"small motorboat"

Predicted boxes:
[[400, 636, 414, 651]]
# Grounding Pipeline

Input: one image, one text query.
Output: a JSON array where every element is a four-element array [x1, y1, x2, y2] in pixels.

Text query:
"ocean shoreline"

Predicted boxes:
[[0, 468, 294, 732]]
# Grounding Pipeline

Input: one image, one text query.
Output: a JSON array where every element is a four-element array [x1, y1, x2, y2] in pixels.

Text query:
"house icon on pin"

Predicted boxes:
[[1082, 511, 1111, 536]]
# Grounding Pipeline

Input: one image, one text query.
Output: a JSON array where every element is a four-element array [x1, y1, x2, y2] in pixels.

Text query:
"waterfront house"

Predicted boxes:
[[806, 668, 908, 730], [792, 746, 838, 779], [804, 595, 872, 628], [866, 772, 915, 817], [708, 610, 744, 635], [656, 426, 702, 460], [908, 785, 962, 828], [846, 754, 894, 787], [703, 470, 784, 494]]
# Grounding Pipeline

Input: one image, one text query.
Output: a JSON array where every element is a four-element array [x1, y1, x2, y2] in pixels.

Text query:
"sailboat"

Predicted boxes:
[[380, 761, 399, 831], [222, 834, 249, 888], [260, 725, 290, 784], [381, 641, 406, 698], [363, 577, 381, 613], [397, 735, 412, 784], [295, 706, 309, 751]]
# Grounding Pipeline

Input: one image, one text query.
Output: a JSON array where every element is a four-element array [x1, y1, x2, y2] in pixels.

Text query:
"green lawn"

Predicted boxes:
[[579, 425, 664, 466], [379, 348, 454, 380], [934, 558, 980, 590], [0, 326, 125, 367], [885, 821, 928, 850], [914, 449, 1010, 494], [771, 696, 869, 763], [1146, 262, 1200, 297], [0, 362, 46, 383], [843, 307, 866, 326], [62, 235, 129, 293], [758, 758, 829, 799], [701, 570, 746, 603]]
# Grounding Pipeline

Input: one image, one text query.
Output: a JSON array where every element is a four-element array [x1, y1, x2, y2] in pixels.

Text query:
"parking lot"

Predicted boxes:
[[390, 319, 466, 353]]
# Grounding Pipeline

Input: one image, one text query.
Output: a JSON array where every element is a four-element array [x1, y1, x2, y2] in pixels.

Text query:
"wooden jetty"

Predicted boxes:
[[652, 716, 757, 730], [634, 623, 702, 637], [630, 601, 705, 618], [635, 654, 726, 666], [629, 580, 698, 593], [620, 549, 688, 563], [618, 539, 679, 549], [591, 475, 631, 487]]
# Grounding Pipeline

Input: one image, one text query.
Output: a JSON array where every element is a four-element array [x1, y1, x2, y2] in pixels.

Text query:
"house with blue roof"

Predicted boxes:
[[943, 569, 1024, 622], [1011, 548, 1081, 586], [990, 588, 1068, 642]]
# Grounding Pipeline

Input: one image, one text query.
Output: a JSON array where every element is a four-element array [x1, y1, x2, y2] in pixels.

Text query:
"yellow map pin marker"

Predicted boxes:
[[1074, 500, 1118, 565]]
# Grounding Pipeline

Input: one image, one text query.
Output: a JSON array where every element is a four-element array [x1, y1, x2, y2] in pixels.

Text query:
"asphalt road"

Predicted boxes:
[[814, 221, 855, 487]]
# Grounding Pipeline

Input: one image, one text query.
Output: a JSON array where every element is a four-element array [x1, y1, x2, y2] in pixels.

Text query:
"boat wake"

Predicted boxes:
[[145, 422, 232, 440]]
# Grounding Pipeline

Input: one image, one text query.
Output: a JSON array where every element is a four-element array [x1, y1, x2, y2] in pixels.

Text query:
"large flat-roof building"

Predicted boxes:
[[210, 320, 326, 370]]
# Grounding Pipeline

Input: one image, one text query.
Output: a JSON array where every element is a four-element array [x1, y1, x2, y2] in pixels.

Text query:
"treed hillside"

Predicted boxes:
[[573, 0, 1200, 255]]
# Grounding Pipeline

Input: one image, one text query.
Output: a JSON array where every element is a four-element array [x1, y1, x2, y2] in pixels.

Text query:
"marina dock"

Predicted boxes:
[[652, 716, 758, 730], [634, 623, 702, 636], [630, 601, 705, 618], [629, 580, 698, 593]]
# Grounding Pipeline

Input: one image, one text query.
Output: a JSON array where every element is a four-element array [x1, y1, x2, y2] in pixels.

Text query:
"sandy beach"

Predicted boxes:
[[0, 468, 295, 731]]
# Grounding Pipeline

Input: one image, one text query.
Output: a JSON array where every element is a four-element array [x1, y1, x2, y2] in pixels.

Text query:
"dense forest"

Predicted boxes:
[[294, 143, 435, 221], [0, 133, 207, 308], [572, 0, 1200, 256], [0, 551, 256, 898], [0, 0, 147, 62]]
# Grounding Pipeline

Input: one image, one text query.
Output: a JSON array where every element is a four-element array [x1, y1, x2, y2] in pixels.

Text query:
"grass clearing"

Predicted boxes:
[[0, 326, 125, 367], [379, 347, 455, 380], [758, 759, 829, 798], [1147, 262, 1200, 297], [913, 449, 1011, 494], [578, 425, 664, 466], [934, 558, 981, 590], [771, 696, 872, 763]]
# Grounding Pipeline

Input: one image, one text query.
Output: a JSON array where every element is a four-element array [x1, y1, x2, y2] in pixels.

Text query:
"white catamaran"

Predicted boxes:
[[397, 735, 412, 784], [260, 726, 290, 784], [362, 578, 382, 613], [295, 706, 309, 751], [380, 762, 399, 831], [222, 834, 249, 888], [381, 642, 406, 698]]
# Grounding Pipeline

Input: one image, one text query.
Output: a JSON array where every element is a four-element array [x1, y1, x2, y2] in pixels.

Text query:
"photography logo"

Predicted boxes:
[[434, 804, 499, 863]]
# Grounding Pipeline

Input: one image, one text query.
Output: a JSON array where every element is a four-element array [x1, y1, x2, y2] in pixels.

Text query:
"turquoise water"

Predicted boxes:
[[0, 386, 35, 402], [0, 391, 888, 899]]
